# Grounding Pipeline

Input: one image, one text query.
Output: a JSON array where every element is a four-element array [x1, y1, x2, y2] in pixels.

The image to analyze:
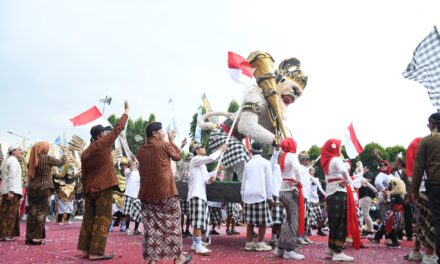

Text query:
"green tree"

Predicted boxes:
[[386, 145, 406, 164], [308, 145, 324, 180], [107, 113, 154, 154], [228, 100, 239, 113], [147, 113, 156, 126], [359, 142, 387, 174]]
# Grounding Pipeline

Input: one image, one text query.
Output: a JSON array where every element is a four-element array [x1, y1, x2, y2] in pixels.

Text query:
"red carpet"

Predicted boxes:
[[0, 220, 416, 263]]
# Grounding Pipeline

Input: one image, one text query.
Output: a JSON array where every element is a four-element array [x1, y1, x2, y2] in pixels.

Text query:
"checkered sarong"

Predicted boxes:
[[122, 195, 142, 223], [225, 202, 241, 221], [307, 202, 323, 227], [208, 207, 222, 226], [243, 200, 272, 226], [356, 206, 363, 227], [271, 196, 285, 224], [208, 128, 249, 168], [379, 209, 402, 233], [189, 197, 208, 230], [179, 199, 190, 217]]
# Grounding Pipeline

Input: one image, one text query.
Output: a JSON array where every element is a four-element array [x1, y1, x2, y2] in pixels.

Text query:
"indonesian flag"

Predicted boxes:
[[228, 51, 253, 85], [69, 106, 111, 129], [343, 122, 364, 159]]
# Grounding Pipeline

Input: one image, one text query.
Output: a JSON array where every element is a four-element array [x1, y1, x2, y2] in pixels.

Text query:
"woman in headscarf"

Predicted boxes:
[[274, 138, 305, 260], [25, 141, 65, 245], [321, 139, 359, 262]]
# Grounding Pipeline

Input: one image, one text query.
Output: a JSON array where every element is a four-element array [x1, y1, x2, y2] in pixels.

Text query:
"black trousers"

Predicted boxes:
[[403, 201, 413, 239], [374, 226, 398, 244], [426, 184, 440, 264]]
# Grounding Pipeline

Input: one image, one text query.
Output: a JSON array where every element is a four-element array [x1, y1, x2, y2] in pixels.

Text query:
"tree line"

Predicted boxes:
[[108, 100, 406, 180]]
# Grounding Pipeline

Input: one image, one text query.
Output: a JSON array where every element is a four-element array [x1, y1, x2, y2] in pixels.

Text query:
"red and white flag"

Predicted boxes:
[[228, 51, 253, 85], [343, 122, 363, 159], [69, 105, 111, 129]]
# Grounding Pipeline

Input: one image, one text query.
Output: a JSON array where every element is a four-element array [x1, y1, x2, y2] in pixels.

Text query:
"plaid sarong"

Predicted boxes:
[[225, 202, 241, 222], [189, 197, 208, 230], [179, 199, 190, 217], [307, 202, 323, 227], [271, 196, 285, 224], [243, 200, 272, 226], [122, 195, 142, 223], [208, 207, 222, 226], [208, 128, 249, 168], [326, 192, 347, 253]]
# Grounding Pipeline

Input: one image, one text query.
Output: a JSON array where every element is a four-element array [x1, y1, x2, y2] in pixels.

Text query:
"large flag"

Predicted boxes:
[[228, 51, 253, 86], [343, 122, 363, 159], [403, 26, 440, 111], [69, 106, 111, 129], [194, 108, 203, 143]]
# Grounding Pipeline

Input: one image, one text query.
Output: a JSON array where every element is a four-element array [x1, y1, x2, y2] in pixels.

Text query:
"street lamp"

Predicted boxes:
[[7, 131, 30, 140], [99, 96, 112, 114], [7, 130, 30, 149]]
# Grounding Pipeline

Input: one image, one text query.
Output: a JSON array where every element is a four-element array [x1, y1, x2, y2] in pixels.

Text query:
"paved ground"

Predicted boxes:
[[0, 220, 416, 264]]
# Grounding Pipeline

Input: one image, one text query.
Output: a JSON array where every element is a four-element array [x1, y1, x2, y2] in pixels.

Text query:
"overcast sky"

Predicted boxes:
[[0, 0, 439, 153]]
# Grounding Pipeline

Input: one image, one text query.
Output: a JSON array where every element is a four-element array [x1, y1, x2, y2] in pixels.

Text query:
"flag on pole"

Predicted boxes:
[[343, 122, 363, 159], [403, 26, 440, 111], [55, 136, 62, 146], [69, 105, 136, 162], [168, 98, 179, 134], [228, 51, 253, 86], [194, 108, 203, 143], [201, 93, 218, 124], [69, 106, 111, 129]]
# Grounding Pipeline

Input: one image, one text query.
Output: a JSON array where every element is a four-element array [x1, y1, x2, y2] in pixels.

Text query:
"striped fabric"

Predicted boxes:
[[28, 153, 64, 191], [137, 138, 181, 200]]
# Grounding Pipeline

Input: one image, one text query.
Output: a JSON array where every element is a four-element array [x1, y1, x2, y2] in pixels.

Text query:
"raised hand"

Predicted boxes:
[[168, 130, 177, 142], [124, 100, 129, 114]]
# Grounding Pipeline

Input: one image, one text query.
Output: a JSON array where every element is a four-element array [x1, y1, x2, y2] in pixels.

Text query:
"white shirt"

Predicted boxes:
[[271, 150, 282, 197], [279, 152, 302, 192], [0, 156, 22, 195], [241, 155, 273, 204], [375, 172, 394, 192], [187, 151, 221, 201], [325, 157, 353, 197], [309, 177, 325, 203], [299, 164, 312, 200], [393, 170, 403, 179], [124, 168, 140, 198]]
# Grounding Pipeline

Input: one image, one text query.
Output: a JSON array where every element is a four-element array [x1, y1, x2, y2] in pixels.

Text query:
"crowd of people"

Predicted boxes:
[[1, 101, 440, 264]]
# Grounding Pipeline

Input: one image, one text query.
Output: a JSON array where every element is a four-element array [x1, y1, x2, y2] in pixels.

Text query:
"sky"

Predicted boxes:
[[0, 0, 439, 153]]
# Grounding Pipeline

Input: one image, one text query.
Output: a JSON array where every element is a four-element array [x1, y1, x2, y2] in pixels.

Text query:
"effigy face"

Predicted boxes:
[[234, 52, 308, 145]]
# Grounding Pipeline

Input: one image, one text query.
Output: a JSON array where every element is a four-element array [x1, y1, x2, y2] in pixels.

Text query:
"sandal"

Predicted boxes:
[[89, 254, 115, 260]]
